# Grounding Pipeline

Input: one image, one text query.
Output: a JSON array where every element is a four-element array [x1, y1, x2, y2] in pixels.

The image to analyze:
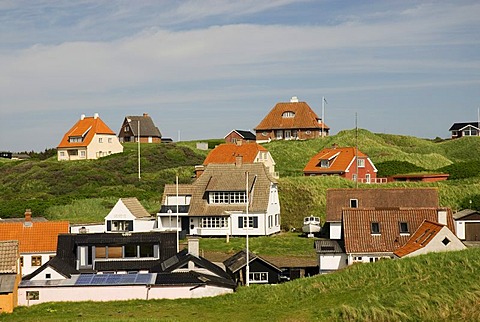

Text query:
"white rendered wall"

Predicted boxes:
[[330, 222, 342, 240]]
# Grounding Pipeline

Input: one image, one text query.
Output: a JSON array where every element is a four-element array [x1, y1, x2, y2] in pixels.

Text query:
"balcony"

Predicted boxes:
[[159, 205, 190, 213]]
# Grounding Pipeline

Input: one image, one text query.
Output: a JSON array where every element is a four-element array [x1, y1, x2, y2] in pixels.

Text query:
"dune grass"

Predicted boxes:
[[4, 248, 480, 321]]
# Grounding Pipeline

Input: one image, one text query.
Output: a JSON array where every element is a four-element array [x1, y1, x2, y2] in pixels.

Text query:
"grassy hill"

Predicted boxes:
[[3, 248, 480, 321], [1, 131, 479, 227]]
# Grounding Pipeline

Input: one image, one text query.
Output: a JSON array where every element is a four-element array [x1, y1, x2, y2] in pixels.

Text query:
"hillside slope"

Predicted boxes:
[[4, 248, 480, 321]]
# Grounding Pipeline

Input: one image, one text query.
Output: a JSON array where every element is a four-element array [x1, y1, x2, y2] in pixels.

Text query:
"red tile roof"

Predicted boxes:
[[255, 101, 329, 131], [343, 208, 454, 254], [303, 147, 368, 174], [57, 115, 116, 148], [203, 143, 267, 165], [0, 221, 69, 253], [326, 188, 440, 222], [393, 220, 445, 258]]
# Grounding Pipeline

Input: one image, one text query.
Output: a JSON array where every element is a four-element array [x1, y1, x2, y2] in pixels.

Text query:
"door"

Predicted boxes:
[[366, 174, 371, 184], [465, 222, 480, 241]]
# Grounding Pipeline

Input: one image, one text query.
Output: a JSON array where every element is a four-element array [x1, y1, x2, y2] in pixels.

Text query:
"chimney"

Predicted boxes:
[[194, 165, 205, 178], [188, 237, 200, 270], [235, 155, 243, 167], [437, 209, 448, 225], [80, 114, 86, 120], [94, 113, 99, 119], [143, 113, 149, 117], [24, 209, 32, 222], [290, 96, 299, 103]]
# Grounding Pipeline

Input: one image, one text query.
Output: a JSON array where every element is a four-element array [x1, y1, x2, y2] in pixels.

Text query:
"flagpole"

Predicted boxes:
[[322, 97, 325, 137], [245, 171, 250, 286], [176, 175, 179, 253], [138, 120, 141, 180]]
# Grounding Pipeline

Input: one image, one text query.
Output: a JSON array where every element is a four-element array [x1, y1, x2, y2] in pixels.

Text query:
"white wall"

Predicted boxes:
[[319, 253, 348, 273], [87, 134, 123, 159], [455, 221, 465, 239], [21, 252, 55, 276], [18, 285, 233, 306], [70, 224, 105, 234], [29, 267, 66, 281], [105, 200, 136, 221], [403, 227, 466, 257], [330, 222, 342, 240]]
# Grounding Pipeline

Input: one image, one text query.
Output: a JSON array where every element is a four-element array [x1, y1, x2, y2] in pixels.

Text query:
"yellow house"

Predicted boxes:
[[0, 240, 21, 314]]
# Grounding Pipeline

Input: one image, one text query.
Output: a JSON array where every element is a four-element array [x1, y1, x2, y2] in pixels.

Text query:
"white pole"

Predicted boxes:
[[138, 120, 141, 180], [245, 171, 250, 286], [176, 175, 179, 253]]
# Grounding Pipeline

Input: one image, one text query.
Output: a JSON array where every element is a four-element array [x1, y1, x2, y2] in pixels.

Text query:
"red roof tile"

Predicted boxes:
[[57, 115, 116, 148], [203, 143, 267, 165], [303, 147, 368, 174], [343, 208, 454, 254], [0, 221, 69, 253], [255, 101, 329, 131], [393, 220, 445, 257]]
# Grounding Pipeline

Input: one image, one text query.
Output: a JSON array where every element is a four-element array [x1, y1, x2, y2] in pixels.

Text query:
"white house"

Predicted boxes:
[[57, 113, 123, 161], [314, 240, 347, 274], [453, 209, 480, 241], [158, 162, 281, 237]]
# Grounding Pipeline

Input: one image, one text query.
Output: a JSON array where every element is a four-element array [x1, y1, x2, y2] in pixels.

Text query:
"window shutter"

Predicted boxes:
[[238, 217, 243, 228], [106, 221, 111, 231], [253, 217, 258, 228]]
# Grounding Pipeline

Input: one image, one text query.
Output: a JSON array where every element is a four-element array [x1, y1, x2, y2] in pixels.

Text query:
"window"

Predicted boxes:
[[365, 173, 371, 183], [352, 174, 357, 182], [201, 217, 229, 228], [371, 222, 381, 234], [108, 138, 112, 143], [26, 291, 39, 300], [276, 130, 283, 139], [320, 160, 329, 168], [210, 192, 246, 204], [20, 256, 24, 267], [399, 222, 409, 234], [139, 244, 155, 257], [442, 237, 451, 246], [249, 272, 268, 283], [292, 130, 298, 138], [80, 151, 86, 157], [357, 158, 365, 168], [125, 126, 130, 132], [282, 111, 295, 118], [95, 246, 107, 258], [238, 216, 258, 229], [268, 215, 273, 228], [46, 273, 51, 279], [108, 220, 133, 232], [69, 136, 83, 143], [31, 256, 42, 266], [99, 138, 103, 143], [350, 199, 358, 208], [69, 149, 78, 156], [353, 256, 363, 262], [275, 214, 279, 226], [60, 151, 65, 157], [125, 244, 137, 258]]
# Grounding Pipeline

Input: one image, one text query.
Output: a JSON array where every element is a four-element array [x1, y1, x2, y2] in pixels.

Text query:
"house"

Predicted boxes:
[[57, 113, 123, 161], [18, 237, 234, 306], [0, 241, 21, 314], [158, 162, 281, 237], [254, 96, 329, 142], [325, 188, 440, 240], [342, 207, 456, 265], [223, 250, 282, 285], [314, 240, 347, 274], [0, 151, 12, 159], [303, 145, 381, 183], [393, 220, 466, 258], [224, 129, 256, 144], [388, 173, 449, 182], [104, 197, 156, 232], [201, 141, 277, 177], [0, 210, 69, 276], [118, 113, 162, 143], [449, 122, 480, 139], [453, 209, 480, 241]]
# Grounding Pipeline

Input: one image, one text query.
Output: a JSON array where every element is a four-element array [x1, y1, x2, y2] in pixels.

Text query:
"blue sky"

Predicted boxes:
[[1, 0, 479, 152]]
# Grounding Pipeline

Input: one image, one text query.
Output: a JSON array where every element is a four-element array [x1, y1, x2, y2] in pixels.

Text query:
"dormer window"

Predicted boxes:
[[282, 111, 295, 118], [210, 192, 246, 204], [69, 136, 83, 143], [320, 160, 329, 168], [371, 222, 381, 234], [350, 199, 358, 208], [399, 222, 409, 234]]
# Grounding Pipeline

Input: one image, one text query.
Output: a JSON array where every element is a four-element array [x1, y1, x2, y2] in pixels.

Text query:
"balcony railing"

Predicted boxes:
[[159, 205, 190, 213], [357, 177, 388, 184]]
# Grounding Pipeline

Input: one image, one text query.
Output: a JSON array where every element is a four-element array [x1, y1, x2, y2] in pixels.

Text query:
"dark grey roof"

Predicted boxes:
[[96, 259, 161, 271], [314, 240, 345, 253], [151, 249, 231, 279], [453, 209, 480, 220], [154, 272, 204, 286], [125, 115, 162, 137], [223, 249, 281, 274], [0, 274, 16, 294], [449, 122, 480, 131], [228, 130, 256, 140]]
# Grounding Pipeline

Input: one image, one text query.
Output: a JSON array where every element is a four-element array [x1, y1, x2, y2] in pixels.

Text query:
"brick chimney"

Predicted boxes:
[[143, 113, 149, 117], [235, 155, 243, 167], [195, 165, 205, 178], [24, 209, 32, 222]]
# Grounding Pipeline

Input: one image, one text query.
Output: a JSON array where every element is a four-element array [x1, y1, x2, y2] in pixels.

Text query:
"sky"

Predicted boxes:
[[1, 0, 479, 152]]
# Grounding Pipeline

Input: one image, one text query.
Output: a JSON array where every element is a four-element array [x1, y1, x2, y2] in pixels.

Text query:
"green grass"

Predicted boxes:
[[198, 232, 316, 257], [3, 248, 480, 321]]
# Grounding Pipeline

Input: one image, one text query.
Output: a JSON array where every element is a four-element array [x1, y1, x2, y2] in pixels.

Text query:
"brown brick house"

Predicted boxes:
[[254, 96, 329, 142], [118, 113, 162, 143]]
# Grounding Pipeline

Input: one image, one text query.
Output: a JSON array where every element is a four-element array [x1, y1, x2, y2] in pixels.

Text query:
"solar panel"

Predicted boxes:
[[74, 273, 154, 286], [135, 274, 152, 284], [75, 274, 94, 285], [91, 275, 108, 284]]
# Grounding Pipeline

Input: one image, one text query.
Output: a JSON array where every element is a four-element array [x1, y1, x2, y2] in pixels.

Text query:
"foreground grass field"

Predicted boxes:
[[4, 248, 480, 321]]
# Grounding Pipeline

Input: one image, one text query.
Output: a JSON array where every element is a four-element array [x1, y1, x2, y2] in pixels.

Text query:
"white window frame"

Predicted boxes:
[[276, 130, 283, 139], [201, 217, 229, 228], [249, 272, 268, 283], [357, 158, 365, 168]]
